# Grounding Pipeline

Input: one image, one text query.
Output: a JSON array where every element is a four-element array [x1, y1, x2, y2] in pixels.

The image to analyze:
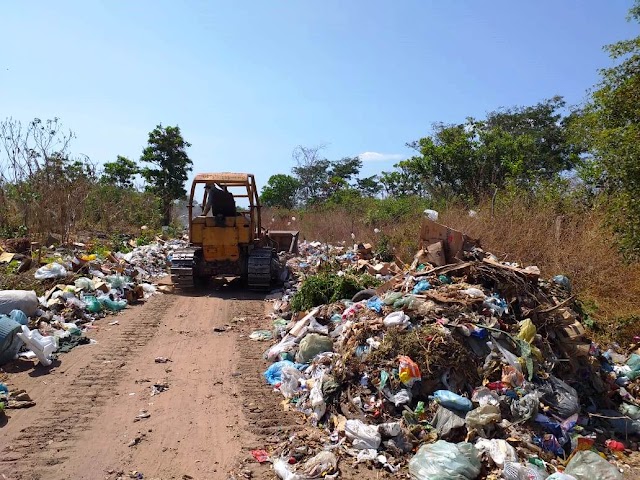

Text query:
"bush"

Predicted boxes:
[[290, 272, 381, 311]]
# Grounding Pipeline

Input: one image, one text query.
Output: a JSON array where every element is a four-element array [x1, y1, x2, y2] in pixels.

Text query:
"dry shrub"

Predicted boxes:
[[268, 197, 640, 345]]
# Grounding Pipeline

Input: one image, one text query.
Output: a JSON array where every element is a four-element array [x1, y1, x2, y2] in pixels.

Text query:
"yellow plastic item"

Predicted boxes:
[[80, 254, 97, 261], [517, 318, 536, 344]]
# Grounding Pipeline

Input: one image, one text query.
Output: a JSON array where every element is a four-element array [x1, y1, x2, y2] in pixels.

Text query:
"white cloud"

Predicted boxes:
[[358, 151, 405, 162]]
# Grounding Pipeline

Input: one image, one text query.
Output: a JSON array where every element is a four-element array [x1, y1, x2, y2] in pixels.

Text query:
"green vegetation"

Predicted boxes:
[[290, 272, 382, 311]]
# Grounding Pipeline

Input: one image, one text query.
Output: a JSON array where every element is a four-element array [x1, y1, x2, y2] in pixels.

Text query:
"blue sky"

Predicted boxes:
[[1, 1, 637, 188]]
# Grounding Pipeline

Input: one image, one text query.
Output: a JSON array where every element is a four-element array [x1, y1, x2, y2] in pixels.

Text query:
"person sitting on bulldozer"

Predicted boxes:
[[203, 183, 236, 217]]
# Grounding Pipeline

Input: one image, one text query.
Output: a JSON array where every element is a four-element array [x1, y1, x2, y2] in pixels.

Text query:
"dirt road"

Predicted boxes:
[[0, 286, 297, 480]]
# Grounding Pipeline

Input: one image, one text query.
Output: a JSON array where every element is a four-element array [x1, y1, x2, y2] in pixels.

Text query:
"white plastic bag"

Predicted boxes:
[[475, 438, 516, 468], [0, 290, 38, 316], [383, 311, 410, 329], [310, 376, 326, 422], [280, 366, 305, 398], [34, 262, 67, 280], [265, 335, 298, 362], [460, 287, 485, 298], [424, 209, 439, 221], [345, 419, 381, 450]]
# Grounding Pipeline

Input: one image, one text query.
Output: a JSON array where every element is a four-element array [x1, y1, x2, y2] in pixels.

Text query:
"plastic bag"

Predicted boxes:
[[8, 309, 28, 326], [465, 404, 501, 430], [345, 419, 381, 450], [517, 318, 536, 343], [483, 294, 508, 316], [307, 316, 329, 335], [249, 330, 273, 341], [382, 291, 403, 305], [625, 353, 640, 381], [298, 451, 338, 478], [367, 296, 384, 313], [511, 392, 540, 422], [431, 390, 473, 412], [74, 277, 95, 291], [412, 280, 431, 294], [547, 474, 578, 480], [265, 335, 298, 362], [105, 274, 130, 288], [310, 376, 326, 422], [34, 262, 67, 280], [378, 422, 401, 438], [384, 311, 410, 329], [475, 438, 516, 468], [408, 440, 481, 480], [398, 355, 421, 386], [280, 367, 305, 398], [0, 290, 38, 316], [97, 296, 127, 311], [263, 360, 304, 385], [82, 295, 102, 313], [461, 287, 485, 299], [0, 316, 24, 365], [619, 402, 640, 420], [295, 333, 333, 363], [564, 451, 623, 480], [503, 462, 547, 480], [432, 405, 466, 440], [471, 386, 499, 406], [424, 209, 439, 221], [539, 376, 580, 419], [389, 388, 412, 406], [274, 451, 338, 480]]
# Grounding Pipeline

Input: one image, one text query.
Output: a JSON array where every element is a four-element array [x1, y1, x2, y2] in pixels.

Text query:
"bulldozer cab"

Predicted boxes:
[[188, 173, 261, 262]]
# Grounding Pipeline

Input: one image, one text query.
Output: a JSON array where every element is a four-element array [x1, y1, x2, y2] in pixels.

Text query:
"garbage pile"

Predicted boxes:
[[259, 219, 635, 479], [0, 239, 182, 370]]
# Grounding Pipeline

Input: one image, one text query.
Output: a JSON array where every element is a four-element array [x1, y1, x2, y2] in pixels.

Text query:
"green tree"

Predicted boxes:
[[261, 174, 300, 209], [399, 98, 581, 203], [356, 175, 383, 197], [140, 124, 192, 225], [101, 155, 139, 189], [574, 1, 640, 258]]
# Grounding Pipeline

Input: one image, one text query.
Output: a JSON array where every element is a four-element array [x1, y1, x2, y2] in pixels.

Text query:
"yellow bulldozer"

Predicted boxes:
[[170, 173, 299, 289]]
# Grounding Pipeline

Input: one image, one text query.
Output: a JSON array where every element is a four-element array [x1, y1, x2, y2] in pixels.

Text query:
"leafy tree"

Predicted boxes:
[[261, 174, 300, 209], [101, 155, 139, 189], [398, 98, 581, 203], [574, 1, 640, 258], [379, 169, 424, 197], [356, 175, 383, 197], [140, 124, 192, 225]]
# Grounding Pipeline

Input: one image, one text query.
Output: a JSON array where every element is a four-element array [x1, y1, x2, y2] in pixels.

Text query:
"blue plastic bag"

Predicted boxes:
[[412, 280, 431, 294], [9, 310, 28, 326], [430, 390, 473, 412], [366, 296, 384, 313], [263, 360, 306, 385]]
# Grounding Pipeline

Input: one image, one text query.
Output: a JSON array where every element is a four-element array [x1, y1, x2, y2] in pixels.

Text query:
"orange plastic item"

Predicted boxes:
[[398, 355, 421, 387]]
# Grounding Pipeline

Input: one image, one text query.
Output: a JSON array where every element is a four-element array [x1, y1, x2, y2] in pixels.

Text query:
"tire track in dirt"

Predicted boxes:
[[230, 299, 305, 479], [1, 295, 170, 480]]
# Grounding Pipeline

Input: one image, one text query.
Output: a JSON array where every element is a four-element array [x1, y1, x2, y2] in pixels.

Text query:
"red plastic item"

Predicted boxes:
[[486, 381, 506, 391], [251, 450, 270, 463], [605, 439, 625, 451]]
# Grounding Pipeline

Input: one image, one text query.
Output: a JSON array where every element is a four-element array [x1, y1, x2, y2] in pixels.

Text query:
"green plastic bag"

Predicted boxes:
[[83, 295, 102, 313]]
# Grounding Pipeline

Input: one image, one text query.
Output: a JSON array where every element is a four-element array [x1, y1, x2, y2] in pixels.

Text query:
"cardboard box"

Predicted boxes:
[[419, 219, 478, 264]]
